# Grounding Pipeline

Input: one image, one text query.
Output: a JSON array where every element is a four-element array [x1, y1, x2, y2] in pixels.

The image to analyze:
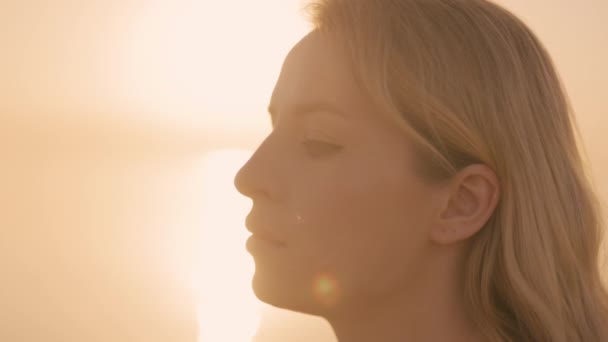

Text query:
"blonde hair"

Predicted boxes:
[[305, 0, 608, 341]]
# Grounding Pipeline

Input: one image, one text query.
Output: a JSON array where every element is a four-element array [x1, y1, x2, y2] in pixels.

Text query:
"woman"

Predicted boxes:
[[234, 0, 608, 341]]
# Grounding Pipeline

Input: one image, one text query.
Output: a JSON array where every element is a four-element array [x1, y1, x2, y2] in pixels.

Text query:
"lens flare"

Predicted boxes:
[[312, 273, 341, 307]]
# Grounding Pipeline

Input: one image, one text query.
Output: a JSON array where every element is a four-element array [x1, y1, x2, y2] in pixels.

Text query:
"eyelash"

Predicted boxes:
[[302, 139, 343, 158]]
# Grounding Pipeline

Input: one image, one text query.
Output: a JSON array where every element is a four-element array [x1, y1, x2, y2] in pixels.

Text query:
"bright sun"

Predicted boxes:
[[196, 149, 261, 342], [121, 1, 311, 340], [122, 0, 309, 129]]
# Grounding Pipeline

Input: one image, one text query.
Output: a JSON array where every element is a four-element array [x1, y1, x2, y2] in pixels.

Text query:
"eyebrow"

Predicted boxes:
[[267, 102, 350, 125]]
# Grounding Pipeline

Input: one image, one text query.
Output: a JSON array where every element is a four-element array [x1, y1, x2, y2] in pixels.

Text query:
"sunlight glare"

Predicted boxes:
[[122, 0, 309, 129], [196, 149, 260, 342]]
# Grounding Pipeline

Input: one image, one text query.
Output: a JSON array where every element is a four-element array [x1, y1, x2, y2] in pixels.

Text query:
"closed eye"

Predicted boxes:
[[302, 139, 343, 158]]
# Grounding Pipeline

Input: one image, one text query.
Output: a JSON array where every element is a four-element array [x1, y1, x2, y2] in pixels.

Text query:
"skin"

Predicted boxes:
[[234, 31, 499, 342]]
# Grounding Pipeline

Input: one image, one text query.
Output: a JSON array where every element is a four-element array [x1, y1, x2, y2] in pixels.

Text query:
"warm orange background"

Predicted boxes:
[[1, 1, 606, 341]]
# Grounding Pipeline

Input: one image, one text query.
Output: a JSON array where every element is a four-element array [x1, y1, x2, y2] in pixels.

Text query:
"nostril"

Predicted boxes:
[[234, 172, 271, 201]]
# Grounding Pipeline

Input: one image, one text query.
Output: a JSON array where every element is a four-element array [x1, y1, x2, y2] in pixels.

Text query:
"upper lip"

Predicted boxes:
[[245, 214, 287, 247]]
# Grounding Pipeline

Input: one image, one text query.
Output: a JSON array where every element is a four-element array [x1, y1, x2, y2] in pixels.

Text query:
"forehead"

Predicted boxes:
[[269, 32, 372, 117]]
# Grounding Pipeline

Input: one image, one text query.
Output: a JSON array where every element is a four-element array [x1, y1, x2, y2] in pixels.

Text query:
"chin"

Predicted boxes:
[[251, 271, 303, 309], [251, 270, 343, 317]]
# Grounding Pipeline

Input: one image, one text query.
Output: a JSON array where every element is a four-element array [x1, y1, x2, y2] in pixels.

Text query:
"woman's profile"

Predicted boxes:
[[234, 0, 608, 341]]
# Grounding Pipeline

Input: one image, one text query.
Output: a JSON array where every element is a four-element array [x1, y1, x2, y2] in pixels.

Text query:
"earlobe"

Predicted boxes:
[[430, 164, 500, 245]]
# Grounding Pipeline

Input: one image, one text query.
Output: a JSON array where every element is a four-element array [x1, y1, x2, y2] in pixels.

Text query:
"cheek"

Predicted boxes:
[[296, 170, 430, 283]]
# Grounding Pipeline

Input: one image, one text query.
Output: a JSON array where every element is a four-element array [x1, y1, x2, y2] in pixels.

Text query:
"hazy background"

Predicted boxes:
[[0, 0, 606, 341]]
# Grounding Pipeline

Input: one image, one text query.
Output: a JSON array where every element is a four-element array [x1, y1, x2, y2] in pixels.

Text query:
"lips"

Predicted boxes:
[[249, 233, 287, 249], [245, 214, 287, 247]]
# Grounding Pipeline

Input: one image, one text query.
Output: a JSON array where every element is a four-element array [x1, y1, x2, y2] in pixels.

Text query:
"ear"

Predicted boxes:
[[429, 164, 500, 245]]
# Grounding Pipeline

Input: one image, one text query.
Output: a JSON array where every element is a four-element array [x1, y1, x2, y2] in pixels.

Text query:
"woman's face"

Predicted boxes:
[[234, 32, 441, 315]]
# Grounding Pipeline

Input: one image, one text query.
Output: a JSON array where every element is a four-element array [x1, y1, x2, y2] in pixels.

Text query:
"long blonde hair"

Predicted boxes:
[[305, 0, 608, 340]]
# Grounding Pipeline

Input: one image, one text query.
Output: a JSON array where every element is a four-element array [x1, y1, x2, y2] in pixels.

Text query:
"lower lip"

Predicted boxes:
[[246, 235, 286, 254]]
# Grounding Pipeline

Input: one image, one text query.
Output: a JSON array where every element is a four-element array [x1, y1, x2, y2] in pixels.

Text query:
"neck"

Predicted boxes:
[[325, 248, 481, 342]]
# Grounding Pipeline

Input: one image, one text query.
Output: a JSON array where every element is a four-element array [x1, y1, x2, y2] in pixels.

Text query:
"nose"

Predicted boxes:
[[233, 137, 278, 201], [233, 155, 259, 199]]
